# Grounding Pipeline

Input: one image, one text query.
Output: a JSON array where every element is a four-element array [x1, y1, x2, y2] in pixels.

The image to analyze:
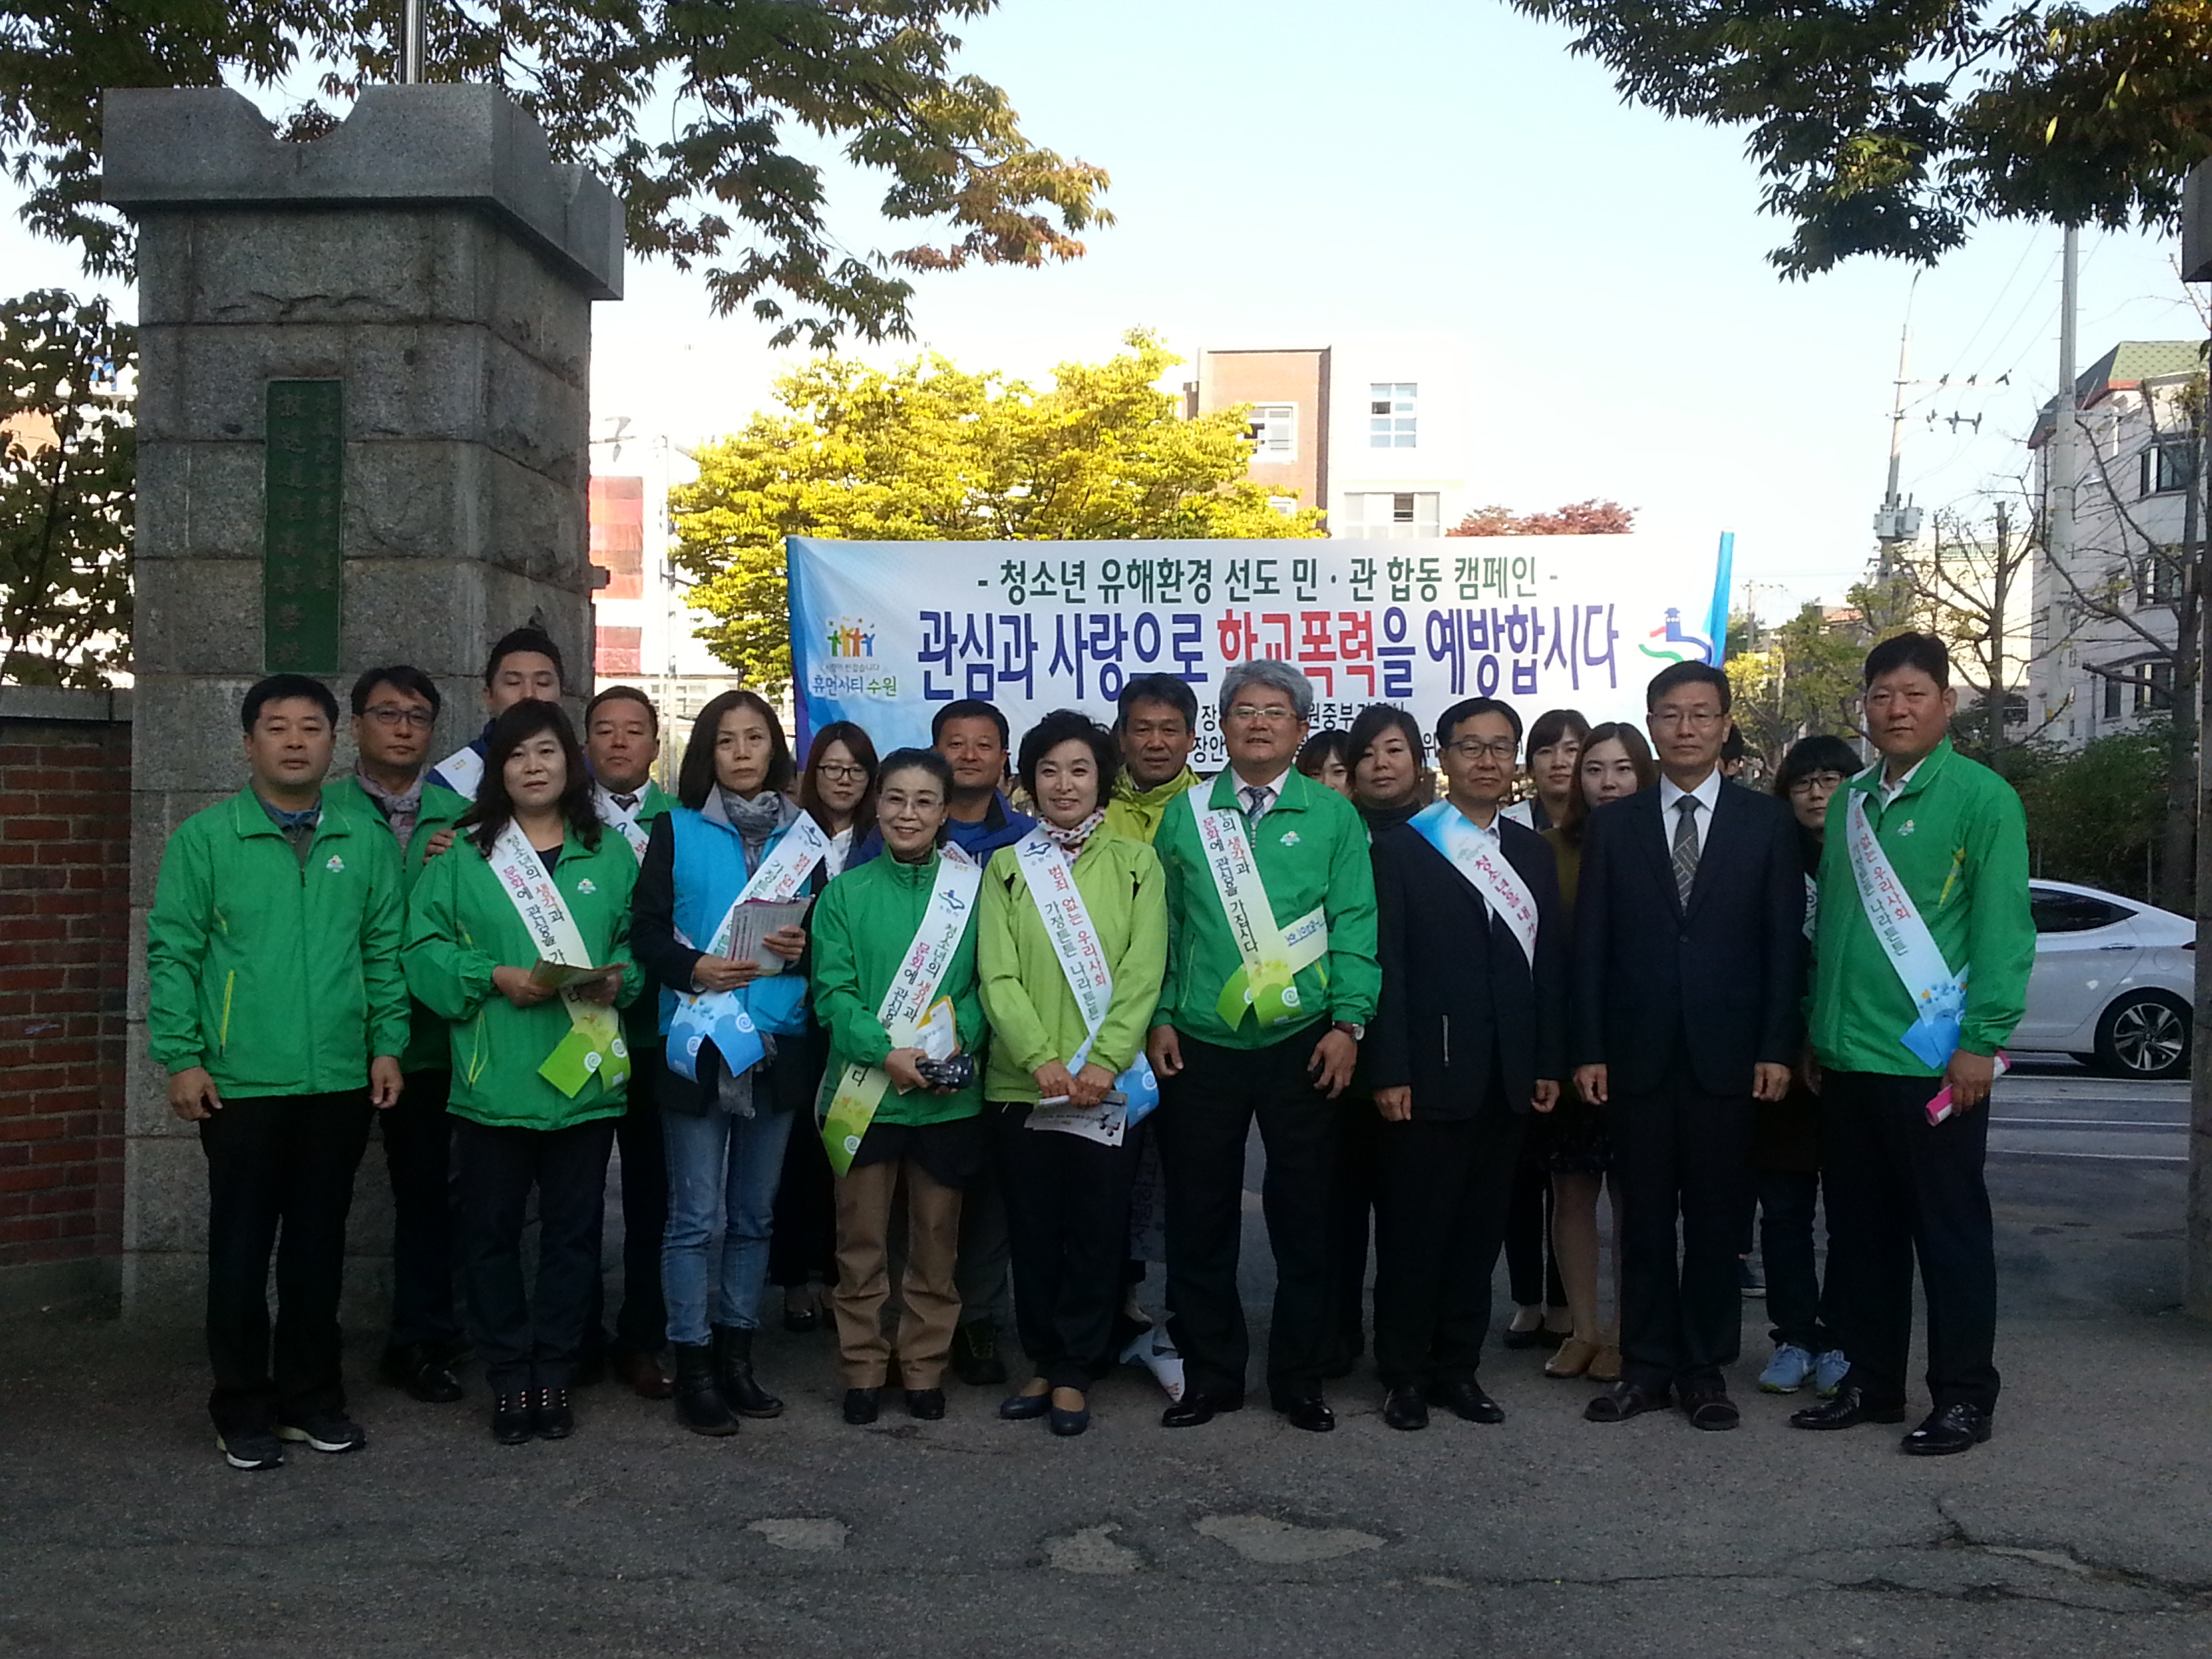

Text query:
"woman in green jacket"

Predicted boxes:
[[811, 748, 986, 1427], [979, 710, 1167, 1436], [404, 700, 640, 1446]]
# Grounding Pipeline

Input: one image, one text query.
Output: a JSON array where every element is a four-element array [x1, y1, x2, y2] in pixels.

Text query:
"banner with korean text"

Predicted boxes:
[[788, 533, 1734, 766]]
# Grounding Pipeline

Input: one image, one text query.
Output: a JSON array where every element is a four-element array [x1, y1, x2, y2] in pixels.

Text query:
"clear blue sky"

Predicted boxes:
[[8, 0, 2200, 618]]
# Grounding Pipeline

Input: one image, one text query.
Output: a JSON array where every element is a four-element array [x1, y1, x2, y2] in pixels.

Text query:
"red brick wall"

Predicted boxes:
[[0, 716, 130, 1273]]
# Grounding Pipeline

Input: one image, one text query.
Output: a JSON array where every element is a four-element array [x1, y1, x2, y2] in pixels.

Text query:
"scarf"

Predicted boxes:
[[352, 764, 426, 850], [716, 785, 791, 865], [1039, 808, 1106, 854]]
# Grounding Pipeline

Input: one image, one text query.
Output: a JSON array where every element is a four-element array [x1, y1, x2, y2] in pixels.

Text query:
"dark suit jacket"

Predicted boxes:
[[1570, 779, 1805, 1097], [1368, 815, 1568, 1117]]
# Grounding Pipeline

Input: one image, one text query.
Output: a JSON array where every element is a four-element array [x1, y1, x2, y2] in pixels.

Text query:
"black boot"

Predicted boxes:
[[713, 1325, 785, 1419], [672, 1342, 739, 1437]]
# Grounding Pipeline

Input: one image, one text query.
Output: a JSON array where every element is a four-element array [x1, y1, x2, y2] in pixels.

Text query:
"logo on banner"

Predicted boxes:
[[827, 617, 878, 658], [1639, 605, 1716, 666]]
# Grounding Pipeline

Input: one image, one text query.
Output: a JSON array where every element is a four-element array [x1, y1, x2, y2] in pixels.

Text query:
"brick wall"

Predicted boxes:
[[0, 690, 131, 1308]]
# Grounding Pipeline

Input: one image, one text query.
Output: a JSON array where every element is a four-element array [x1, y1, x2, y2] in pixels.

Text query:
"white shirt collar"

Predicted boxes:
[[1877, 754, 1928, 806], [1657, 768, 1723, 817], [1451, 802, 1502, 843]]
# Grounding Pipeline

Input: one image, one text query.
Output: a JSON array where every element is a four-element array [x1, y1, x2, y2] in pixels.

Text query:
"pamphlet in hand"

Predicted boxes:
[[529, 958, 612, 991], [726, 896, 814, 976]]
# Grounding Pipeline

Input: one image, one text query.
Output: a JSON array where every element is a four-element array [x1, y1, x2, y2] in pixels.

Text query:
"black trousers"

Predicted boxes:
[[1372, 1099, 1525, 1390], [1606, 1056, 1753, 1396], [1328, 1090, 1382, 1366], [1757, 1168, 1836, 1352], [382, 1067, 460, 1355], [1155, 1026, 1340, 1406], [768, 1087, 838, 1288], [993, 1101, 1144, 1389], [199, 1091, 373, 1433], [453, 1115, 616, 1395], [586, 1057, 668, 1357], [1818, 1069, 1999, 1413], [1504, 1159, 1565, 1310]]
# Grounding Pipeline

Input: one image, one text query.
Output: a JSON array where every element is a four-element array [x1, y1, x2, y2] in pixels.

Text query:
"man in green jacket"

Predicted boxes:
[[1145, 659, 1380, 1432], [1105, 672, 1204, 843], [1793, 633, 2034, 1457], [325, 663, 468, 1406], [147, 674, 409, 1472]]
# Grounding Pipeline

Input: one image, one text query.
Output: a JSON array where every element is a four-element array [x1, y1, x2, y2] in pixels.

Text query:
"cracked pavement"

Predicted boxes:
[[1, 1132, 2205, 1658]]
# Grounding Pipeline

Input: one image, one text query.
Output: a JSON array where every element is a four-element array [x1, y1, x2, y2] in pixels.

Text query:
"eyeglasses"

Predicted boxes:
[[1650, 708, 1726, 729], [363, 705, 434, 730], [1788, 771, 1847, 796], [1444, 739, 1519, 762], [817, 763, 869, 782], [1226, 705, 1300, 724]]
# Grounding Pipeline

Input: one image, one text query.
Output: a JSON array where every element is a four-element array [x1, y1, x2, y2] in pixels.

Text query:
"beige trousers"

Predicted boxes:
[[832, 1156, 965, 1389]]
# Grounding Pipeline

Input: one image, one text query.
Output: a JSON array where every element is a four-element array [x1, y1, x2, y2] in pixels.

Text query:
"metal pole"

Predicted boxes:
[[2051, 226, 2079, 596], [2180, 161, 2212, 1319], [403, 0, 424, 83]]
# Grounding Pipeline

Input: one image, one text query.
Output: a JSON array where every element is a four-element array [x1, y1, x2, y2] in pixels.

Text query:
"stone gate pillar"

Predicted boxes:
[[104, 85, 623, 1317]]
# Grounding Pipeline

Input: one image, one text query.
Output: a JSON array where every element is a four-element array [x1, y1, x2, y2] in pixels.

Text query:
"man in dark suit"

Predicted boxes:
[[1368, 697, 1568, 1431], [1572, 661, 1805, 1430]]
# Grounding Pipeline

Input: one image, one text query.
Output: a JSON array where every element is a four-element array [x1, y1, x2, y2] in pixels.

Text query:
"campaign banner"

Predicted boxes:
[[788, 533, 1733, 766]]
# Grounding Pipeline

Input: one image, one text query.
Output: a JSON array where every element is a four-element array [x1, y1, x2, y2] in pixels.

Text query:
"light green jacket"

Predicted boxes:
[[1810, 738, 2035, 1076], [146, 787, 409, 1097], [1103, 766, 1202, 844], [978, 830, 1168, 1104]]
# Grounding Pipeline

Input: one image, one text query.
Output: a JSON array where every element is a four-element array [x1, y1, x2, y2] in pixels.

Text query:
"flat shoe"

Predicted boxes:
[[1048, 1389, 1090, 1437], [1588, 1345, 1623, 1382], [842, 1387, 881, 1426], [1382, 1387, 1428, 1431], [1427, 1379, 1504, 1425], [1545, 1338, 1599, 1379], [1584, 1380, 1667, 1423], [1000, 1385, 1052, 1421], [1679, 1390, 1739, 1431], [904, 1387, 946, 1420]]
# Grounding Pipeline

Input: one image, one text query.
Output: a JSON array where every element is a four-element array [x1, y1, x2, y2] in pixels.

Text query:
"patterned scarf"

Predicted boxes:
[[717, 785, 790, 865], [1040, 808, 1106, 854]]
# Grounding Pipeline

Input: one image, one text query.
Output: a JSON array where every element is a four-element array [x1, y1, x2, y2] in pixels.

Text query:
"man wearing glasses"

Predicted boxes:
[[1572, 660, 1805, 1432], [1145, 659, 1380, 1431]]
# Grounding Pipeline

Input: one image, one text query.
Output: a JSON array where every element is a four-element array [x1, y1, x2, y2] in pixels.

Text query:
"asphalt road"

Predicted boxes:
[[1, 1069, 2206, 1659]]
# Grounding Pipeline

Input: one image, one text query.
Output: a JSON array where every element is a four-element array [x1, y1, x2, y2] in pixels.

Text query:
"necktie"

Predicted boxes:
[[611, 792, 638, 812], [1242, 783, 1274, 823], [1672, 796, 1701, 908]]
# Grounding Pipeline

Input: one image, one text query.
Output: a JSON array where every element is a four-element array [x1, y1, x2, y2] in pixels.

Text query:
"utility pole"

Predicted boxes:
[[402, 0, 424, 83], [2184, 163, 2212, 1320], [1990, 499, 2011, 762], [1872, 273, 1924, 562], [2051, 225, 2080, 638]]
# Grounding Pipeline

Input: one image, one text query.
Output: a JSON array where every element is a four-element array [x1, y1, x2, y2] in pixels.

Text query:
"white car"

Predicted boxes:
[[2013, 880, 2196, 1079]]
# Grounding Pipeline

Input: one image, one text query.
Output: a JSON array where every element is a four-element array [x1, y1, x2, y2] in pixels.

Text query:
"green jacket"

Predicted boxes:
[[327, 772, 450, 1073], [1103, 766, 1202, 844], [401, 824, 643, 1130], [1809, 738, 2034, 1076], [1151, 766, 1380, 1049], [978, 830, 1168, 1103], [811, 848, 985, 1126], [146, 787, 409, 1097]]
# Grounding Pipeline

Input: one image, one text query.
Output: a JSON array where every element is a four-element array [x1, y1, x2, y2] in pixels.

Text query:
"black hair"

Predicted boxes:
[[799, 720, 880, 841], [482, 626, 566, 691], [242, 674, 338, 733], [1295, 727, 1351, 779], [1774, 733, 1862, 798], [1524, 706, 1589, 764], [585, 684, 659, 735], [1017, 710, 1123, 807], [1115, 673, 1198, 731], [1645, 659, 1732, 713], [677, 689, 795, 809], [931, 697, 1010, 748], [1345, 703, 1426, 772], [1862, 630, 1951, 689], [1558, 721, 1658, 848], [876, 747, 957, 847], [348, 664, 441, 718], [1721, 724, 1746, 763], [459, 699, 601, 857], [1435, 696, 1523, 747]]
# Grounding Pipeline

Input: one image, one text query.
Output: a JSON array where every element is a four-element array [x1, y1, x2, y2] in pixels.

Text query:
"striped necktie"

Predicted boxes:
[[1671, 796, 1701, 908]]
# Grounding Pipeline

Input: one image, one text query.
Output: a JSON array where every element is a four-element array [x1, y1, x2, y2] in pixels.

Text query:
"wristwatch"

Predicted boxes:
[[1332, 1021, 1366, 1042]]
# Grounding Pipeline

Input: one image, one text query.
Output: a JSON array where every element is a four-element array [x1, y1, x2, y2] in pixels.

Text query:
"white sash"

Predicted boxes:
[[1187, 780, 1326, 1031], [432, 743, 484, 802], [819, 846, 982, 1172], [699, 811, 832, 958], [483, 822, 629, 1093], [1408, 800, 1538, 968], [1843, 790, 1969, 1069], [593, 784, 651, 863]]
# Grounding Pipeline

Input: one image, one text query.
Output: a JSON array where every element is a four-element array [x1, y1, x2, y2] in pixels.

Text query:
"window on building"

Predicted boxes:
[[2138, 441, 2194, 497], [2139, 661, 2173, 712], [2104, 674, 2122, 720], [1266, 495, 1298, 519], [1368, 383, 1417, 449], [1247, 403, 1297, 463], [2137, 548, 2186, 607], [1338, 491, 1440, 539]]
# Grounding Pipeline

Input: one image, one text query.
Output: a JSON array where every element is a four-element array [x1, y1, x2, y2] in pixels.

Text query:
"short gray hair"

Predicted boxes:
[[1219, 659, 1315, 722]]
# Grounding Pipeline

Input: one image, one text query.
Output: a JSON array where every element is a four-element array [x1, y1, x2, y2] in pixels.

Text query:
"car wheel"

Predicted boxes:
[[2093, 991, 2192, 1080]]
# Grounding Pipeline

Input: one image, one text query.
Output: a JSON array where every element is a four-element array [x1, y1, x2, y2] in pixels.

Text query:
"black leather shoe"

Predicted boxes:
[[382, 1343, 464, 1404], [1500, 1325, 1544, 1351], [713, 1326, 785, 1419], [533, 1387, 575, 1440], [904, 1387, 946, 1420], [842, 1387, 881, 1426], [1160, 1390, 1244, 1429], [1048, 1390, 1090, 1437], [950, 1323, 1008, 1387], [1583, 1380, 1667, 1422], [1680, 1389, 1740, 1431], [672, 1343, 740, 1437], [1428, 1379, 1505, 1424], [1000, 1385, 1052, 1420], [1382, 1387, 1428, 1431], [491, 1393, 534, 1445], [1789, 1385, 1907, 1431], [1279, 1396, 1335, 1433], [1903, 1401, 1992, 1456], [613, 1350, 674, 1401]]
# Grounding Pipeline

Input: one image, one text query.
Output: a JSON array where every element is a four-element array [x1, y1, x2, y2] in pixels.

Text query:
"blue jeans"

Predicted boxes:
[[660, 1104, 797, 1347]]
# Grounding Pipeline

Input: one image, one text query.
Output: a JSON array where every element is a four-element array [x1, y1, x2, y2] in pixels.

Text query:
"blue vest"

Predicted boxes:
[[662, 808, 810, 1038]]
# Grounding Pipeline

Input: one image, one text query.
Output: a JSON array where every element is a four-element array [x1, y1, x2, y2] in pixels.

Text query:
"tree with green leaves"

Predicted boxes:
[[1725, 600, 1872, 771], [1, 289, 134, 687], [1509, 1, 2212, 274], [0, 0, 1109, 346], [670, 331, 1325, 693]]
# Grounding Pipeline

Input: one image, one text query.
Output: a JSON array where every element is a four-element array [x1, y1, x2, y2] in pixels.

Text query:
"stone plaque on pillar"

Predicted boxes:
[[104, 85, 623, 1317]]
